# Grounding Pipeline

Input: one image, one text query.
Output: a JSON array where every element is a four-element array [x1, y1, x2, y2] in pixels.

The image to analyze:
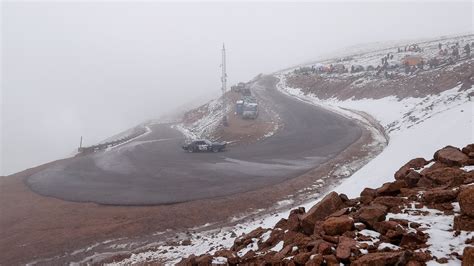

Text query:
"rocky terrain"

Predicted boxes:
[[178, 144, 474, 265], [285, 35, 474, 100]]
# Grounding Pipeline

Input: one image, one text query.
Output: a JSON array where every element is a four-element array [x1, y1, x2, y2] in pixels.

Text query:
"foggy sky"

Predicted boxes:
[[1, 1, 472, 175]]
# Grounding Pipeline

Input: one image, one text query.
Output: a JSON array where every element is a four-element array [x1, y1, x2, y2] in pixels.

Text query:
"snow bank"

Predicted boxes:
[[173, 97, 228, 141], [277, 74, 473, 197]]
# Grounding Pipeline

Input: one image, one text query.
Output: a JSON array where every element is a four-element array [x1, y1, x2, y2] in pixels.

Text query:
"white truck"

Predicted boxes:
[[242, 102, 258, 119]]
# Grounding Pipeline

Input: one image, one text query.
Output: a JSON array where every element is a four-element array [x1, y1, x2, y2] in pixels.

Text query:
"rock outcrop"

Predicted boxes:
[[178, 144, 474, 265]]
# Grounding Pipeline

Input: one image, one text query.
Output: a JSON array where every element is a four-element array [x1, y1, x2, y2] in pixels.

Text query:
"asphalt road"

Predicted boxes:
[[26, 76, 362, 205]]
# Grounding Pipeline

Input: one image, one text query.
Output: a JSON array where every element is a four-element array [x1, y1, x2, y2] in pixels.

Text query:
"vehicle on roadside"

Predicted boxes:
[[182, 139, 227, 153], [242, 102, 258, 119]]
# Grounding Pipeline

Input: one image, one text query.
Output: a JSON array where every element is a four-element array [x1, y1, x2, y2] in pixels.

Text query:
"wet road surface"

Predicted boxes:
[[26, 76, 361, 205]]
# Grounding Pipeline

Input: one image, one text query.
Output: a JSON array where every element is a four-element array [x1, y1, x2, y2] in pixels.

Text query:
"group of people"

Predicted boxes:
[[380, 53, 394, 65], [438, 41, 472, 59]]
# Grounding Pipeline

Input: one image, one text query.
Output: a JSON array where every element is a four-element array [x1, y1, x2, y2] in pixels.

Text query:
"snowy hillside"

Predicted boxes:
[[278, 76, 473, 198]]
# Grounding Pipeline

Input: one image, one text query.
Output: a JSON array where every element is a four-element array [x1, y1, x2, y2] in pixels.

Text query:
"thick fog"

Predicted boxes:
[[1, 1, 472, 175]]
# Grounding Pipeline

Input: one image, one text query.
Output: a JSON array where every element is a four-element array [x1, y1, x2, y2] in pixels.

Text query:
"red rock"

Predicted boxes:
[[459, 185, 474, 217], [407, 260, 422, 266], [394, 158, 428, 180], [352, 251, 408, 266], [305, 254, 323, 266], [376, 180, 407, 196], [373, 220, 400, 235], [261, 229, 284, 249], [412, 250, 432, 263], [384, 228, 404, 242], [463, 246, 474, 266], [416, 176, 435, 188], [322, 254, 339, 265], [354, 222, 366, 230], [422, 189, 459, 204], [466, 159, 474, 166], [425, 167, 466, 185], [434, 146, 469, 166], [214, 250, 239, 264], [275, 218, 288, 229], [294, 252, 311, 264], [277, 245, 293, 258], [357, 204, 388, 228], [322, 234, 339, 244], [328, 207, 349, 218], [300, 192, 344, 235], [373, 196, 409, 210], [360, 188, 377, 204], [233, 227, 265, 250], [317, 241, 333, 255], [287, 207, 305, 232], [405, 170, 422, 188], [388, 218, 409, 227], [336, 236, 356, 261], [420, 161, 450, 175], [454, 214, 474, 231], [283, 231, 311, 248], [436, 257, 449, 263], [400, 232, 428, 249], [177, 255, 196, 265], [462, 144, 474, 158], [339, 193, 349, 202], [195, 254, 213, 265], [322, 215, 354, 236]]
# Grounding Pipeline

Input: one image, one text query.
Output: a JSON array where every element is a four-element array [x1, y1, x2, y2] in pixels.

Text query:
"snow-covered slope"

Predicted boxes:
[[279, 78, 473, 198]]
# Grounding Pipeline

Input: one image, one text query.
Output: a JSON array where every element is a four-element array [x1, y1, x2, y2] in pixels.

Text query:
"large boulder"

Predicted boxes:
[[322, 215, 354, 236], [400, 231, 428, 249], [394, 158, 428, 180], [459, 185, 474, 217], [287, 207, 305, 232], [420, 161, 449, 175], [461, 144, 474, 158], [300, 192, 344, 235], [373, 220, 400, 235], [422, 189, 459, 204], [376, 180, 407, 196], [373, 196, 409, 209], [352, 251, 408, 266], [454, 215, 474, 231], [424, 167, 467, 186], [434, 146, 469, 166], [357, 204, 388, 228], [463, 246, 474, 266]]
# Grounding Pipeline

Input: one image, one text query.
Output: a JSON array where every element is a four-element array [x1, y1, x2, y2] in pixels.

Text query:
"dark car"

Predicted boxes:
[[182, 139, 227, 153]]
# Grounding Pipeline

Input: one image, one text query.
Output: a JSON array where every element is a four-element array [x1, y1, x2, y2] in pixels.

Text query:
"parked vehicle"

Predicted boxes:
[[242, 102, 258, 119], [235, 100, 244, 115], [182, 139, 227, 153]]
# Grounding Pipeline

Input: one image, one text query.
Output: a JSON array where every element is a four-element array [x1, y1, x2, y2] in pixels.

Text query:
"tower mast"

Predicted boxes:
[[221, 43, 228, 126]]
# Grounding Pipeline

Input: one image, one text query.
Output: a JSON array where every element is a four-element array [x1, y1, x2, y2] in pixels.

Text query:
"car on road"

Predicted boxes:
[[182, 139, 227, 153]]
